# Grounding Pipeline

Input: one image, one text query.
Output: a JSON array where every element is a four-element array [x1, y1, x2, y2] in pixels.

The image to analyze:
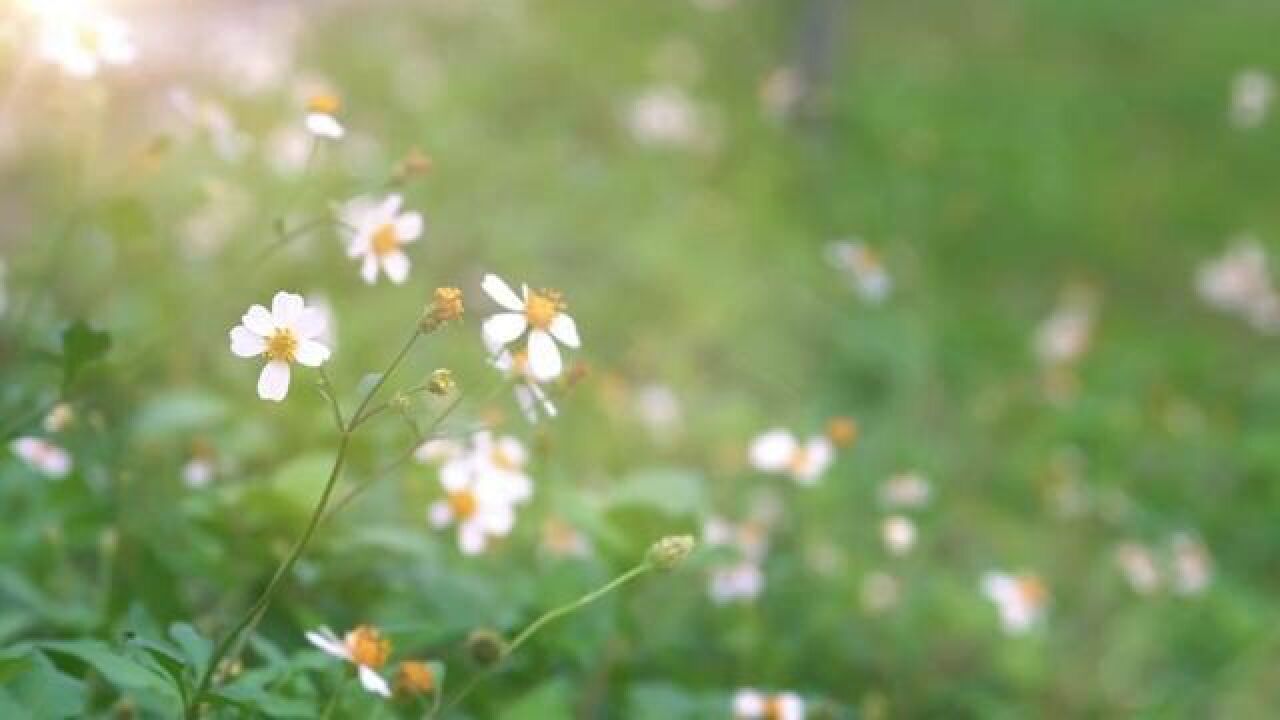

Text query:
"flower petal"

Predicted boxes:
[[358, 665, 392, 698], [294, 339, 330, 367], [271, 292, 305, 327], [395, 212, 423, 241], [306, 113, 344, 139], [481, 274, 525, 312], [381, 251, 410, 284], [305, 628, 350, 660], [458, 521, 488, 555], [526, 329, 562, 381], [257, 361, 291, 402], [549, 313, 580, 348], [241, 305, 275, 336], [378, 193, 403, 219], [748, 430, 796, 472], [482, 313, 528, 348], [428, 501, 454, 528], [360, 254, 379, 284], [439, 458, 470, 492], [230, 326, 266, 357], [294, 307, 327, 339]]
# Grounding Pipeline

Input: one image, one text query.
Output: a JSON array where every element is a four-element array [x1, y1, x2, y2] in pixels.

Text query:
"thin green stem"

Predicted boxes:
[[348, 329, 422, 431], [317, 367, 345, 431], [432, 563, 651, 718], [319, 674, 349, 720]]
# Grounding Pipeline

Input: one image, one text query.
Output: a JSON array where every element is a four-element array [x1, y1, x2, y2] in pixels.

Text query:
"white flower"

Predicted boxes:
[[305, 625, 392, 697], [420, 432, 533, 555], [881, 515, 916, 556], [1230, 69, 1273, 129], [748, 429, 833, 485], [1033, 289, 1095, 366], [982, 571, 1048, 634], [303, 91, 345, 139], [481, 273, 581, 382], [1170, 532, 1212, 595], [702, 515, 770, 563], [229, 291, 331, 402], [491, 348, 557, 423], [10, 436, 72, 478], [43, 403, 74, 433], [708, 561, 764, 605], [1196, 238, 1280, 333], [733, 689, 804, 720], [32, 0, 136, 78], [880, 471, 931, 509], [1114, 542, 1161, 595], [339, 194, 422, 285], [625, 86, 704, 147], [825, 239, 891, 303]]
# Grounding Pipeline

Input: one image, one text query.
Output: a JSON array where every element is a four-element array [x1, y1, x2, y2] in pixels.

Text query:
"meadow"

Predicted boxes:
[[2, 0, 1280, 717]]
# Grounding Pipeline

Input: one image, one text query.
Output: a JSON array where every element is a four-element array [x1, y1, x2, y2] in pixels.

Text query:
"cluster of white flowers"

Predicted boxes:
[[748, 429, 834, 485], [703, 513, 773, 605], [1115, 534, 1213, 596], [27, 0, 136, 78], [825, 239, 891, 303], [981, 571, 1049, 635], [419, 432, 534, 555], [1196, 237, 1280, 333]]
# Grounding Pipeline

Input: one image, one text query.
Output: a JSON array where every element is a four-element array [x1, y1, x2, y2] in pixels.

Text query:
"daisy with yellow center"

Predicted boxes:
[[229, 291, 331, 402], [419, 431, 533, 555], [982, 571, 1049, 634], [748, 429, 834, 485], [304, 625, 392, 697], [304, 91, 345, 139], [733, 689, 805, 720], [29, 0, 136, 78], [481, 273, 581, 382], [340, 194, 424, 285]]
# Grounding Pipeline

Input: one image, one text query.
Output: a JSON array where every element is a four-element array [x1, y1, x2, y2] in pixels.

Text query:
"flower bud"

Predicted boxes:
[[647, 534, 695, 570], [393, 147, 433, 183], [395, 660, 439, 695], [427, 368, 456, 396], [465, 628, 508, 667], [826, 416, 859, 449], [421, 287, 464, 332]]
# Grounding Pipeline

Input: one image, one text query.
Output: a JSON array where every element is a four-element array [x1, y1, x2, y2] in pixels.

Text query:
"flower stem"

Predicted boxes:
[[432, 563, 652, 718]]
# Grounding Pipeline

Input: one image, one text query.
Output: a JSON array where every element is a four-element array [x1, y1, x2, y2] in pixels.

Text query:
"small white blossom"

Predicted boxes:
[[491, 348, 557, 423], [709, 562, 764, 605], [340, 194, 423, 285], [10, 436, 72, 478], [305, 625, 391, 697], [880, 471, 931, 509], [733, 689, 804, 720], [32, 0, 136, 78], [1196, 237, 1280, 333], [302, 91, 345, 139], [881, 515, 916, 556], [982, 571, 1048, 634], [229, 291, 331, 402], [1034, 286, 1097, 366], [1230, 69, 1273, 129], [826, 239, 891, 303], [1170, 532, 1212, 595], [748, 429, 833, 485], [1114, 542, 1161, 595], [624, 86, 704, 147], [481, 273, 581, 382]]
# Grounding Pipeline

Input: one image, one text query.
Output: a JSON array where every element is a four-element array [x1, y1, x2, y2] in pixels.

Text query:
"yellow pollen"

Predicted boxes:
[[524, 290, 562, 330], [371, 223, 400, 257], [307, 92, 341, 115], [344, 625, 391, 668], [265, 329, 298, 363], [448, 490, 478, 519], [763, 698, 784, 720]]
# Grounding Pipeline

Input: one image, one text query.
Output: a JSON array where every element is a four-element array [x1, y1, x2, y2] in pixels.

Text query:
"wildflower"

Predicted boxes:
[[709, 561, 764, 604], [340, 194, 423, 285], [465, 629, 508, 667], [481, 273, 580, 382], [879, 471, 931, 509], [182, 440, 216, 489], [1196, 238, 1280, 333], [1034, 286, 1096, 366], [647, 534, 695, 570], [825, 416, 858, 448], [826, 239, 891, 303], [624, 86, 704, 148], [748, 429, 833, 485], [881, 515, 916, 556], [1170, 532, 1212, 595], [394, 661, 438, 696], [229, 291, 331, 402], [1114, 542, 1160, 595], [32, 1, 136, 78], [491, 348, 557, 422], [540, 516, 591, 558], [421, 432, 533, 555], [43, 403, 74, 433], [733, 689, 805, 720], [304, 625, 392, 697], [1230, 69, 1273, 129], [982, 572, 1048, 634], [10, 437, 72, 478], [304, 91, 345, 139]]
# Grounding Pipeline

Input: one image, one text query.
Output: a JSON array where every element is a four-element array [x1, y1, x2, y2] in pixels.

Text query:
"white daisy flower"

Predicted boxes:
[[228, 291, 331, 402], [826, 239, 891, 303], [305, 625, 392, 697], [481, 273, 581, 382], [733, 689, 804, 720], [304, 91, 345, 139], [880, 471, 931, 509], [491, 348, 557, 423], [420, 432, 533, 555], [624, 85, 704, 148], [748, 429, 833, 485], [10, 436, 72, 478], [32, 0, 136, 78], [881, 515, 916, 556], [982, 571, 1048, 634], [1033, 290, 1095, 367], [340, 194, 423, 285], [1114, 542, 1161, 595], [708, 561, 764, 605]]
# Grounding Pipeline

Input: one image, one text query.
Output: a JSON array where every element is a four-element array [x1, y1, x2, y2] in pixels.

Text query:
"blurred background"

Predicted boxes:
[[3, 0, 1280, 716]]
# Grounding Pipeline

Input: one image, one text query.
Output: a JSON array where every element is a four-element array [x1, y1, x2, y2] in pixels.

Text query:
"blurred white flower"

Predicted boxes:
[[881, 515, 916, 556], [625, 86, 703, 147], [748, 429, 833, 485], [982, 571, 1048, 634], [633, 382, 682, 441], [182, 455, 215, 489], [305, 625, 391, 697], [1034, 286, 1097, 366], [709, 561, 764, 605], [421, 432, 533, 555], [229, 291, 331, 402], [880, 471, 931, 508], [1114, 542, 1161, 595], [42, 403, 74, 433], [340, 194, 423, 285], [861, 571, 900, 614], [733, 689, 804, 720], [1170, 532, 1212, 595], [304, 91, 345, 139], [481, 273, 581, 382], [759, 66, 805, 121], [703, 515, 771, 563], [10, 436, 72, 478], [1196, 237, 1280, 333], [31, 0, 136, 78], [540, 516, 591, 558], [491, 348, 557, 423], [825, 239, 891, 303], [1230, 69, 1273, 129]]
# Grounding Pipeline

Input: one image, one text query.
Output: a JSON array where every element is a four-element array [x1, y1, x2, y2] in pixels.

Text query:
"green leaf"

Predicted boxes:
[[60, 320, 111, 388], [501, 679, 572, 719], [603, 467, 708, 516], [0, 649, 87, 718], [41, 640, 179, 707], [169, 623, 211, 681], [132, 390, 228, 441]]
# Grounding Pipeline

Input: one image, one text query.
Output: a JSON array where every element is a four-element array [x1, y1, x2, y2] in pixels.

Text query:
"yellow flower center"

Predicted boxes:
[[788, 447, 810, 475], [1018, 576, 1047, 606], [524, 289, 562, 330], [371, 223, 400, 257], [396, 661, 436, 694], [491, 446, 518, 472], [448, 490, 478, 519], [344, 625, 391, 668], [307, 92, 341, 115], [265, 329, 298, 363], [763, 698, 784, 720]]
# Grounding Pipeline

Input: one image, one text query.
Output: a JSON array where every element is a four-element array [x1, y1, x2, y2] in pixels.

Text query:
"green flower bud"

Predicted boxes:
[[647, 534, 696, 570]]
